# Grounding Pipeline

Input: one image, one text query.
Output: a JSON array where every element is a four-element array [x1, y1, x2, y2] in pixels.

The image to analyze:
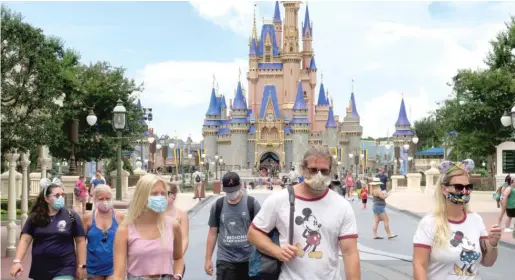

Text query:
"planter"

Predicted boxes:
[[213, 180, 221, 194]]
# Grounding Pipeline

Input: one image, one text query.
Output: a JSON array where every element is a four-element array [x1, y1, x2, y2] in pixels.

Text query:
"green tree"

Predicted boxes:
[[0, 5, 77, 156], [48, 62, 146, 164], [413, 116, 441, 150], [437, 17, 515, 158]]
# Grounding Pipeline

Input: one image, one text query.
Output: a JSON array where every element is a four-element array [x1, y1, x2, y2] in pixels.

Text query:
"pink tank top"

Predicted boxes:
[[127, 217, 174, 276]]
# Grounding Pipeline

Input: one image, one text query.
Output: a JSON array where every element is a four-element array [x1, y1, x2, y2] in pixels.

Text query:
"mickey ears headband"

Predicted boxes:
[[40, 177, 62, 195], [439, 159, 475, 177]]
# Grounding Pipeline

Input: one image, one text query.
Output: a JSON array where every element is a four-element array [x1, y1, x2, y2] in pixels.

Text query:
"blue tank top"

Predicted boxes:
[[86, 210, 118, 276]]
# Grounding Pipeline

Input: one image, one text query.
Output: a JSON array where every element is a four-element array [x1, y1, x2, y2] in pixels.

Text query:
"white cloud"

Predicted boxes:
[[138, 1, 510, 141]]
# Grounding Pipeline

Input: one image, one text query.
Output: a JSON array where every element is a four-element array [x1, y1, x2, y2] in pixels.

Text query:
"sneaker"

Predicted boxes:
[[504, 228, 513, 233]]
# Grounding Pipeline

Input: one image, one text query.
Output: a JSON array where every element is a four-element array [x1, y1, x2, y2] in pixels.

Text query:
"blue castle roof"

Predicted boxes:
[[317, 83, 329, 106], [259, 85, 281, 119], [206, 88, 219, 116], [220, 95, 227, 108], [309, 56, 317, 70], [395, 98, 411, 127], [302, 5, 312, 37], [257, 24, 279, 57], [292, 82, 308, 110], [273, 1, 281, 23], [249, 37, 257, 56], [350, 92, 359, 118], [325, 106, 337, 128], [232, 81, 247, 110]]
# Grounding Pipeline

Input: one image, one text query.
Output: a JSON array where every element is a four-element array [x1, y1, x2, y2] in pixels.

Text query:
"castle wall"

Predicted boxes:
[[285, 140, 293, 169], [204, 134, 217, 159], [217, 142, 232, 164], [247, 140, 255, 169], [229, 133, 248, 167], [292, 133, 309, 169]]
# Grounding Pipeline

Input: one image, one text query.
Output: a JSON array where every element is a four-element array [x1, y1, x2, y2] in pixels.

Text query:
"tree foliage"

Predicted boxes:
[[0, 5, 76, 155], [436, 16, 515, 157], [413, 116, 441, 150]]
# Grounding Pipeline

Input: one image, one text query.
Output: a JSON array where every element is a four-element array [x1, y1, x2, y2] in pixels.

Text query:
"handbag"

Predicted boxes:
[[257, 184, 295, 280]]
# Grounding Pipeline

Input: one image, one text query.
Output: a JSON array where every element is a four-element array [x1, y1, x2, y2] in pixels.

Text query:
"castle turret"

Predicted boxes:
[[229, 81, 249, 167], [325, 106, 338, 155], [341, 81, 363, 170], [314, 74, 329, 131], [220, 94, 227, 120], [203, 86, 220, 159], [302, 4, 313, 69], [393, 96, 414, 175], [273, 1, 282, 50], [291, 81, 310, 169]]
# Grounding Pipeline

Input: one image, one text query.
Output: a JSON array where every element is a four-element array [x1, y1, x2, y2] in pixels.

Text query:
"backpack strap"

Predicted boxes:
[[287, 185, 295, 245], [215, 197, 225, 234], [247, 196, 255, 221], [67, 209, 75, 224]]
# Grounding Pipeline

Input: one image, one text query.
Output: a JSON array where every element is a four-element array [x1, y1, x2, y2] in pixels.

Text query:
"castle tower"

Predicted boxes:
[[281, 1, 302, 113], [302, 4, 313, 69], [229, 81, 250, 167], [314, 73, 329, 131], [291, 81, 310, 170], [392, 96, 414, 175], [340, 81, 362, 171], [220, 94, 227, 120], [325, 105, 338, 155], [273, 1, 282, 50], [202, 86, 221, 159]]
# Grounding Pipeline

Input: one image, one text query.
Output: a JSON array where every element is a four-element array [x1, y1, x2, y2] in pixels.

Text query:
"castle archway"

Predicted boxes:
[[259, 151, 280, 177]]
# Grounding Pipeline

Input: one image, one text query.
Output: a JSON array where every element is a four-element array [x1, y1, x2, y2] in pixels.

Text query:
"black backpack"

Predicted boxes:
[[214, 196, 255, 234], [195, 174, 201, 183]]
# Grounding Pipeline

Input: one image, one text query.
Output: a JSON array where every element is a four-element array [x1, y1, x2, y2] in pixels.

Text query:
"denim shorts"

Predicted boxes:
[[53, 276, 74, 280], [372, 205, 386, 214]]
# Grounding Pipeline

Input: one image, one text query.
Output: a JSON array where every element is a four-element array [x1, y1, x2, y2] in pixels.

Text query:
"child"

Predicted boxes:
[[360, 185, 369, 209]]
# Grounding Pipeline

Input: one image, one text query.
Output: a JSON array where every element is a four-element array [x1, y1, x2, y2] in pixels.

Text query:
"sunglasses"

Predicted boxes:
[[101, 230, 108, 243], [306, 168, 330, 176], [49, 193, 64, 198], [446, 184, 473, 192]]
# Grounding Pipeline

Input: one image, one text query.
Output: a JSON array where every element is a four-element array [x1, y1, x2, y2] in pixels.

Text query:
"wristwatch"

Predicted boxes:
[[13, 259, 21, 264], [78, 264, 86, 269]]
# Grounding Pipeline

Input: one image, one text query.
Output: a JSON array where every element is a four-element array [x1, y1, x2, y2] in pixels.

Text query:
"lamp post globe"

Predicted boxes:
[[169, 143, 175, 149], [148, 136, 155, 144], [156, 143, 162, 150], [403, 144, 410, 150], [412, 134, 419, 144], [188, 154, 192, 159], [501, 111, 511, 127], [86, 109, 97, 126], [112, 99, 127, 201], [511, 104, 515, 130], [482, 162, 486, 167], [215, 155, 219, 160], [202, 153, 206, 159], [385, 143, 391, 150], [349, 153, 354, 159]]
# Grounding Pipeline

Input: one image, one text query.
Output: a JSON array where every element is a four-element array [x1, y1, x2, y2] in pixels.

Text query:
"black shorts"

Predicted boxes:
[[216, 260, 249, 280], [507, 208, 515, 218], [362, 199, 368, 204]]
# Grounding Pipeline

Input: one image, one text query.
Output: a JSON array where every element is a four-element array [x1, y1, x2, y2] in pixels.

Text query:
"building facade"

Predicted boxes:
[[202, 1, 363, 172]]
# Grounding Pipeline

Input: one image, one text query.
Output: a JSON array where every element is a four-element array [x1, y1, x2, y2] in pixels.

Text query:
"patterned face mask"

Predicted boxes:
[[446, 192, 471, 205]]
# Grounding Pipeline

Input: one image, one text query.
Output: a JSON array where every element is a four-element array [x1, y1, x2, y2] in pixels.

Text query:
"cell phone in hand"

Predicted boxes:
[[86, 202, 93, 211]]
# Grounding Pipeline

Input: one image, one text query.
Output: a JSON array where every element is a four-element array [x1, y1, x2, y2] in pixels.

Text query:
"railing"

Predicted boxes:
[[29, 179, 40, 196]]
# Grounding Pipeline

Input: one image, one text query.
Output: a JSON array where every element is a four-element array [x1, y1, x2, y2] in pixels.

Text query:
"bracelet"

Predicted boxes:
[[12, 259, 21, 264], [487, 240, 499, 249]]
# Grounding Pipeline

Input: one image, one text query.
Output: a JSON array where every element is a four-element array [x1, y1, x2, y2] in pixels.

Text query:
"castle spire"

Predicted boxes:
[[302, 3, 312, 37], [273, 1, 281, 23], [252, 4, 258, 41], [395, 96, 411, 127], [232, 81, 247, 110], [292, 81, 308, 110], [325, 106, 337, 128], [206, 87, 219, 116], [316, 81, 328, 106], [347, 79, 359, 118]]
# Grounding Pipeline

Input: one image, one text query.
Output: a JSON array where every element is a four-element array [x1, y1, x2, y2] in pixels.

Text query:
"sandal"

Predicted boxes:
[[373, 236, 384, 239], [388, 234, 398, 239]]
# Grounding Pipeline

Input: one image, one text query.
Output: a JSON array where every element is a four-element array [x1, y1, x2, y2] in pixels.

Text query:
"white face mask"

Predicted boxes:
[[304, 171, 331, 194], [226, 191, 240, 201]]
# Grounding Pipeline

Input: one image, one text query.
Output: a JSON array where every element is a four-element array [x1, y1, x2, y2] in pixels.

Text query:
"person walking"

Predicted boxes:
[[412, 159, 501, 279], [248, 145, 361, 280], [10, 178, 87, 280], [204, 172, 261, 279], [376, 168, 388, 191], [192, 168, 203, 201], [344, 171, 355, 201], [501, 178, 515, 232], [113, 174, 184, 280], [90, 171, 106, 200], [167, 182, 190, 277], [82, 185, 125, 279], [370, 178, 397, 240], [75, 175, 88, 215]]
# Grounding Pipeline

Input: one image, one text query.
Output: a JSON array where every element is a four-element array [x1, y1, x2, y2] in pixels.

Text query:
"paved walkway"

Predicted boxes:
[[387, 190, 515, 246]]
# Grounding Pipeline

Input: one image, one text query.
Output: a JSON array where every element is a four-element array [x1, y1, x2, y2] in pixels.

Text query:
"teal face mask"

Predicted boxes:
[[52, 196, 65, 210], [147, 195, 168, 213]]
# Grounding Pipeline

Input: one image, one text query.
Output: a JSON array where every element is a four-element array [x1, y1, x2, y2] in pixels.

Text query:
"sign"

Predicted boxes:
[[502, 150, 515, 173]]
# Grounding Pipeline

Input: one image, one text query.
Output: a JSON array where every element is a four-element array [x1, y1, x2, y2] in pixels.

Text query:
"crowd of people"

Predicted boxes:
[[8, 145, 503, 280]]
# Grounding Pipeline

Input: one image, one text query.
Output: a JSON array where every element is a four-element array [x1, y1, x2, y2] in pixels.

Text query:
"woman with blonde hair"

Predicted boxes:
[[413, 159, 502, 279], [113, 174, 184, 280], [370, 177, 397, 239], [82, 184, 125, 279]]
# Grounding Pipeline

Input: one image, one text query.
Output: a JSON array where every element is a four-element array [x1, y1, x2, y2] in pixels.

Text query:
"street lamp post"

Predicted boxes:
[[112, 99, 127, 201], [349, 153, 354, 177], [411, 133, 419, 172], [147, 135, 155, 171], [215, 155, 219, 180]]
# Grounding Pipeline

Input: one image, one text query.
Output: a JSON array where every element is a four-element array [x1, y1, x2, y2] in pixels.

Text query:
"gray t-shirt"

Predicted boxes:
[[208, 195, 261, 262]]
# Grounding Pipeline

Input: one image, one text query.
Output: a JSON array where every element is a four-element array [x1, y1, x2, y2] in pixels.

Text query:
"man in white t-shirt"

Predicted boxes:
[[413, 213, 489, 279], [288, 166, 299, 184], [248, 145, 360, 280]]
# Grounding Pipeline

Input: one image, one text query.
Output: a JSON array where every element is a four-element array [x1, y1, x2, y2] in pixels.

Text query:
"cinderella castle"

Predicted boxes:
[[202, 1, 363, 172]]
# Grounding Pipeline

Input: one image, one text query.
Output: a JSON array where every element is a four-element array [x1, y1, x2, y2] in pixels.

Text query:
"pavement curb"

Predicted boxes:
[[187, 195, 218, 218], [386, 205, 515, 250]]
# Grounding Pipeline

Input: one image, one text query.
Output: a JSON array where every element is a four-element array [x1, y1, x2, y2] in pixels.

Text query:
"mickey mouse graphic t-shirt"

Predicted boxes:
[[251, 188, 358, 280], [413, 212, 489, 280]]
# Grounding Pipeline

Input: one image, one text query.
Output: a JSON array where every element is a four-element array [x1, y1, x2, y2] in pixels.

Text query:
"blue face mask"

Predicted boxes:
[[147, 195, 168, 213], [52, 196, 65, 210]]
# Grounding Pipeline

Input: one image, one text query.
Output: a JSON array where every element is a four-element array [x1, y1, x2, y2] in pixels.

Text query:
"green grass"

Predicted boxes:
[[1, 213, 21, 221]]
